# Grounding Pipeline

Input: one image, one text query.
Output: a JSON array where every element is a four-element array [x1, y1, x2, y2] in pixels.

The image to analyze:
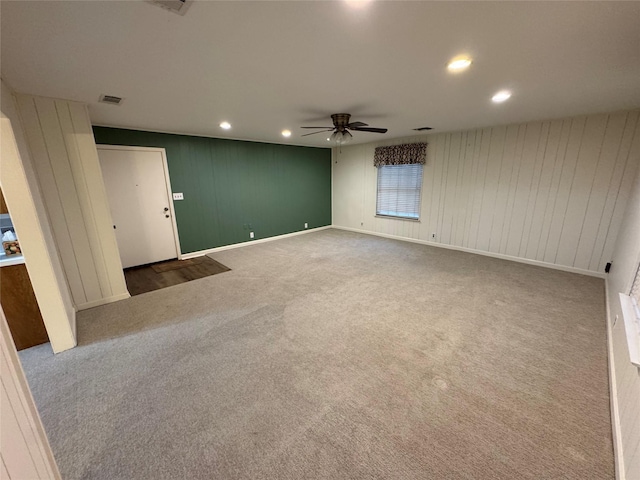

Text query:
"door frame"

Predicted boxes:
[[96, 144, 183, 263]]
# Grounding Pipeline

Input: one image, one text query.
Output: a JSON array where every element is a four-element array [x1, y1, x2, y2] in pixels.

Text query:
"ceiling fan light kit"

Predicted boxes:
[[301, 113, 388, 144], [330, 130, 353, 145]]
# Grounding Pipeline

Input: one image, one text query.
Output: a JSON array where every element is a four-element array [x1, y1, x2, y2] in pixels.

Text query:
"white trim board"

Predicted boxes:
[[76, 292, 130, 311], [332, 225, 606, 278], [606, 280, 626, 480], [181, 226, 332, 259]]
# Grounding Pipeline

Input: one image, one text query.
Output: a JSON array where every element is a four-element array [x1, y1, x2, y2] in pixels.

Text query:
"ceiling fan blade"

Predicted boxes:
[[347, 121, 368, 128], [301, 129, 334, 137], [351, 126, 388, 133], [300, 126, 333, 129]]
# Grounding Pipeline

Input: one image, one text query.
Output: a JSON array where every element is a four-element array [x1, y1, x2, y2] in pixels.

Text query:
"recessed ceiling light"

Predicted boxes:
[[447, 56, 472, 72], [344, 0, 372, 9], [219, 121, 231, 130], [491, 90, 512, 103], [327, 138, 331, 141], [281, 129, 292, 138]]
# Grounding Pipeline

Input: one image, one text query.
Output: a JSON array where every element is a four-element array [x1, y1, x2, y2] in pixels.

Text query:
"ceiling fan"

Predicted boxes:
[[301, 113, 388, 144]]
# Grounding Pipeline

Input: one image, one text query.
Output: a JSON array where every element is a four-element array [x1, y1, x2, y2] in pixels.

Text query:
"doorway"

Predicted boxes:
[[97, 146, 181, 269]]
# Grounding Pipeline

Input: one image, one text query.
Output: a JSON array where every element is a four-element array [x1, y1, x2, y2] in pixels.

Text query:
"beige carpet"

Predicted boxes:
[[19, 229, 613, 479]]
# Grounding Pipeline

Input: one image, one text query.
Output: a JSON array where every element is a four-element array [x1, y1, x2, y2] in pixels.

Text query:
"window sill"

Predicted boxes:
[[618, 293, 640, 368], [375, 215, 420, 222]]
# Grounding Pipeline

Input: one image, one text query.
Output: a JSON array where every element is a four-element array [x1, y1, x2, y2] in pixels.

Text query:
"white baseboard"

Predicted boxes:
[[605, 280, 625, 480], [331, 225, 606, 278], [76, 292, 131, 311], [181, 226, 332, 259]]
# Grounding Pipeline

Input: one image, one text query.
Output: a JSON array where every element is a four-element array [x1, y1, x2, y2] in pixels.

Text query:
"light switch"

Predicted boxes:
[[173, 193, 184, 200]]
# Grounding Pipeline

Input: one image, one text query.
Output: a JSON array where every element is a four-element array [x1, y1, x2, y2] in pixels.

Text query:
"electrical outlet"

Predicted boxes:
[[172, 192, 184, 200], [304, 223, 308, 229], [250, 232, 254, 239]]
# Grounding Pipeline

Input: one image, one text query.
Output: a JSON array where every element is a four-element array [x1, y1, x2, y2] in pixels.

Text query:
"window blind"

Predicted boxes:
[[376, 164, 423, 220]]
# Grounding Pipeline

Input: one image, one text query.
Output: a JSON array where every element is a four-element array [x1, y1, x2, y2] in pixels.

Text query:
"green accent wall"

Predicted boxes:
[[92, 127, 332, 254]]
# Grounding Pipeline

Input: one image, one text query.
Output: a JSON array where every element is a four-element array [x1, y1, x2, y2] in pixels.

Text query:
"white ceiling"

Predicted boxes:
[[2, 1, 640, 147]]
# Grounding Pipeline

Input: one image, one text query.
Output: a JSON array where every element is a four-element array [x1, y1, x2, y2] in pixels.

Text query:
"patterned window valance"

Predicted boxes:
[[374, 143, 427, 167]]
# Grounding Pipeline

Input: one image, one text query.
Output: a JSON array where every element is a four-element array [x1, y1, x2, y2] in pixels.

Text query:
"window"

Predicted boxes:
[[376, 163, 424, 220]]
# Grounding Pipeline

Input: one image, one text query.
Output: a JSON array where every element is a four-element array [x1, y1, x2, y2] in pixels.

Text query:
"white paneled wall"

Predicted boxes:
[[15, 94, 129, 310], [1, 80, 75, 352], [333, 110, 640, 275], [0, 309, 61, 479], [606, 167, 640, 480]]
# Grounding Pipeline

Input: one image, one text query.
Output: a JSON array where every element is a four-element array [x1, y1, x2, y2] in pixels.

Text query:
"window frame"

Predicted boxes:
[[375, 163, 424, 221]]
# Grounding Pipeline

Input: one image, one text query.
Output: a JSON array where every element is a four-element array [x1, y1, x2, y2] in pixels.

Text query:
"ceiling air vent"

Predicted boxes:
[[147, 0, 193, 16], [413, 127, 433, 131], [99, 94, 124, 106]]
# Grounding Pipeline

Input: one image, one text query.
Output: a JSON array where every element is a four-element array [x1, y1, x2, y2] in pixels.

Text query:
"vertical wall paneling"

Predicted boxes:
[[575, 113, 625, 270], [499, 124, 526, 254], [54, 100, 112, 298], [519, 121, 549, 258], [15, 95, 88, 305], [69, 103, 128, 300], [479, 126, 506, 252], [333, 110, 640, 275], [2, 81, 76, 353], [0, 308, 61, 479], [537, 119, 572, 262], [556, 114, 608, 267], [598, 112, 640, 272], [529, 120, 564, 260], [33, 97, 102, 301], [491, 125, 518, 254], [545, 117, 587, 264], [15, 94, 129, 310]]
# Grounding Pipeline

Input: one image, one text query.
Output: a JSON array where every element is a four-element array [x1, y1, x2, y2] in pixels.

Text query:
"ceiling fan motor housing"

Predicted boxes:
[[331, 113, 351, 130]]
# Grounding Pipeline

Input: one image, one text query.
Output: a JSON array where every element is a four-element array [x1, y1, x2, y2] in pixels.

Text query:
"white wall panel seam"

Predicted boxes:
[[552, 117, 586, 264], [2, 352, 49, 478], [541, 119, 571, 262], [66, 102, 115, 297], [591, 113, 629, 271], [598, 116, 639, 269], [488, 128, 508, 252], [522, 122, 551, 258], [30, 97, 89, 303], [553, 119, 586, 263], [1, 378, 40, 477], [503, 124, 527, 255], [573, 114, 610, 268], [36, 98, 101, 302], [54, 101, 109, 298]]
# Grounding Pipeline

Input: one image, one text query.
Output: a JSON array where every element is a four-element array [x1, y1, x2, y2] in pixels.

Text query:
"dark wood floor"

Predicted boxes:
[[124, 256, 230, 296]]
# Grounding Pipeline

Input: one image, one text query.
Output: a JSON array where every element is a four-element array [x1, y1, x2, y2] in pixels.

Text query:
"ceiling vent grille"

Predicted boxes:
[[147, 0, 192, 16], [99, 94, 124, 106]]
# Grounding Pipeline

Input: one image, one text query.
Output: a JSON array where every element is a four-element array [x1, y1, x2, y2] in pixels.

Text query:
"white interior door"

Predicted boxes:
[[98, 146, 179, 268]]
